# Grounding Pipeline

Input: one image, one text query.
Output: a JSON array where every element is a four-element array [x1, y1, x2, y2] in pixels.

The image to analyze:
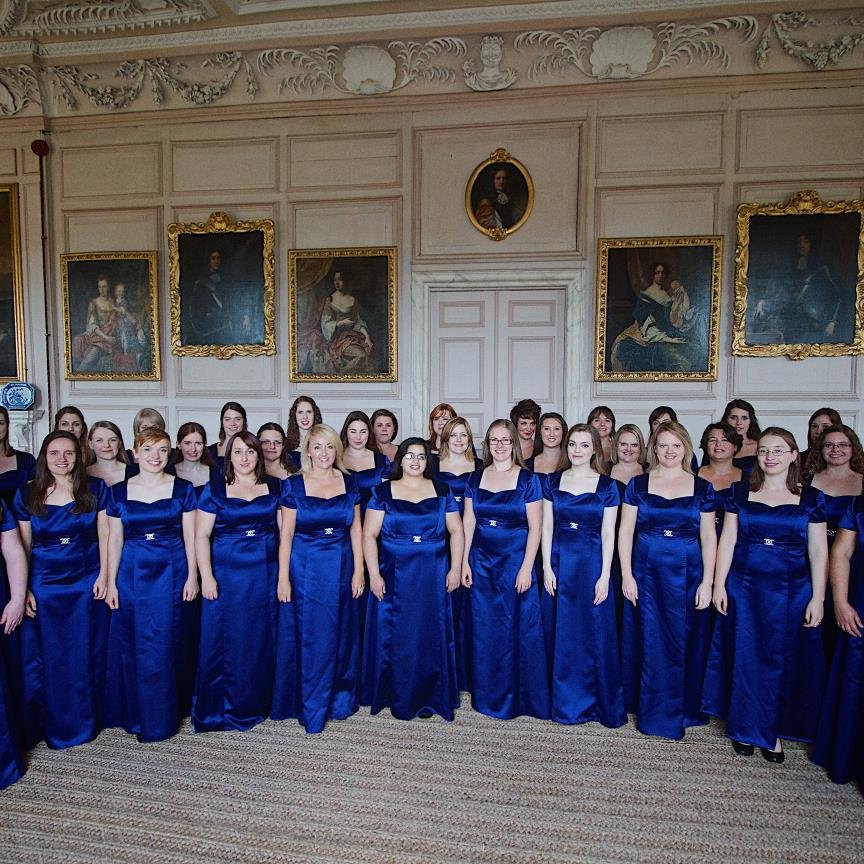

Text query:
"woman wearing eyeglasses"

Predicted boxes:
[[703, 427, 828, 763], [805, 424, 864, 660], [461, 419, 549, 719]]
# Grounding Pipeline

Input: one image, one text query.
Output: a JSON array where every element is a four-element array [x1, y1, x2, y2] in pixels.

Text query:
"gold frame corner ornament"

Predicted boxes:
[[594, 235, 723, 382], [60, 250, 161, 382], [287, 246, 398, 383], [732, 190, 864, 360], [168, 211, 276, 359], [0, 184, 26, 383], [465, 149, 535, 242]]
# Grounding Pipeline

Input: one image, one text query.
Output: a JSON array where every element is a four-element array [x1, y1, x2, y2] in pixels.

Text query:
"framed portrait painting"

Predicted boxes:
[[288, 247, 397, 382], [732, 190, 864, 359], [169, 211, 276, 359], [0, 184, 25, 382], [465, 148, 534, 241], [595, 236, 723, 382], [61, 251, 160, 381]]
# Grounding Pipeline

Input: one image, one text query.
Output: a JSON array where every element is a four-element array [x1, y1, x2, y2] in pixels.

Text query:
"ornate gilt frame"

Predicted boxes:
[[61, 251, 160, 381], [465, 148, 534, 241], [168, 211, 276, 359], [288, 246, 397, 382], [595, 235, 723, 382], [732, 190, 864, 359], [0, 184, 25, 382]]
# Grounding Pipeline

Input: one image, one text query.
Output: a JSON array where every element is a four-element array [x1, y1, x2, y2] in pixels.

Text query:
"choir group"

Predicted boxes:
[[0, 396, 861, 793]]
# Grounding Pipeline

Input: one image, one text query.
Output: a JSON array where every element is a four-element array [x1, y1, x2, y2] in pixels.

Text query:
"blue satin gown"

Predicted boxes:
[[702, 483, 826, 749], [272, 473, 362, 733], [434, 459, 482, 693], [105, 478, 199, 742], [192, 476, 280, 732], [346, 452, 390, 520], [812, 495, 864, 784], [13, 479, 109, 749], [0, 451, 35, 509], [621, 474, 716, 739], [0, 503, 24, 788], [542, 473, 625, 727], [362, 482, 459, 720], [464, 468, 550, 720]]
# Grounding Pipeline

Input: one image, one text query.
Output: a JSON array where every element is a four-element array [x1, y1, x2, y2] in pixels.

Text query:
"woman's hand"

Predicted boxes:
[[182, 577, 200, 602], [0, 598, 25, 634], [835, 600, 862, 637], [351, 570, 365, 599], [277, 575, 292, 603], [694, 579, 713, 610], [105, 584, 119, 610], [593, 575, 610, 606], [544, 569, 557, 597], [461, 563, 473, 588], [712, 585, 727, 615], [445, 568, 460, 593], [514, 566, 532, 594], [25, 590, 37, 619], [369, 572, 386, 601], [92, 573, 108, 601], [622, 575, 638, 606], [804, 597, 824, 628], [201, 576, 219, 601]]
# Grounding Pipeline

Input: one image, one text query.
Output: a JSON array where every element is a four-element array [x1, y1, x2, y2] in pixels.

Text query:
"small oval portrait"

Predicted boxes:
[[465, 150, 534, 241]]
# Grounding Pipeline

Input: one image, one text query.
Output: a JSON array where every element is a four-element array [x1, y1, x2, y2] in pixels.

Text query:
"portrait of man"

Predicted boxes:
[[466, 153, 533, 238], [0, 186, 22, 380]]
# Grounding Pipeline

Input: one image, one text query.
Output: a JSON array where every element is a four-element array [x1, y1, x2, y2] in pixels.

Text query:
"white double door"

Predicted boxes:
[[428, 288, 566, 441]]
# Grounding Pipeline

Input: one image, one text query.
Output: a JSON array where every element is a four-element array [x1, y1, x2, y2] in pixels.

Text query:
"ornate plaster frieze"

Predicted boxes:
[[0, 62, 39, 114], [0, 0, 213, 38], [463, 34, 517, 91], [257, 38, 465, 96], [755, 11, 864, 69]]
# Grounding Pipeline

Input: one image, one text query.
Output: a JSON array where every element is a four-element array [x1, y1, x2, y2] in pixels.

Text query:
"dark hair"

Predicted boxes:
[[29, 431, 96, 516], [53, 405, 87, 439], [557, 423, 606, 474], [257, 422, 297, 473], [224, 431, 265, 485], [88, 420, 129, 465], [749, 427, 801, 495], [0, 406, 13, 457], [173, 421, 216, 467], [217, 401, 248, 444], [649, 405, 678, 428], [648, 261, 669, 283], [286, 396, 323, 451], [723, 399, 761, 441], [509, 398, 541, 426], [806, 424, 864, 476], [340, 411, 377, 453], [389, 437, 434, 481], [538, 412, 567, 452], [699, 422, 742, 455], [370, 409, 398, 442], [587, 405, 616, 436], [481, 419, 527, 469], [806, 407, 843, 447], [427, 403, 457, 449]]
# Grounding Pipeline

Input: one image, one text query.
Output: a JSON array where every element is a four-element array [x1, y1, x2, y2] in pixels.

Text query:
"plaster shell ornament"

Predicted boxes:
[[463, 34, 517, 91], [589, 26, 656, 78], [342, 44, 397, 95]]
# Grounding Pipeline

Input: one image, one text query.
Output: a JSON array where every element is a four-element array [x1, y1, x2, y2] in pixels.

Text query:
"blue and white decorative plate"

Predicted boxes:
[[0, 381, 35, 410]]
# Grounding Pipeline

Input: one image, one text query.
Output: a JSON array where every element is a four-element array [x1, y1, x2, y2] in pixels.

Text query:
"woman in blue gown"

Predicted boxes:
[[805, 424, 863, 661], [205, 401, 247, 476], [461, 419, 550, 720], [273, 424, 364, 733], [193, 430, 280, 732], [285, 396, 323, 471], [703, 427, 828, 762], [362, 437, 463, 720], [541, 424, 624, 727], [104, 428, 199, 742], [812, 495, 864, 784], [433, 418, 482, 692], [618, 420, 716, 740], [0, 406, 35, 509], [13, 431, 109, 749], [340, 411, 389, 519], [697, 422, 745, 539], [722, 399, 760, 472], [0, 498, 27, 788], [173, 422, 215, 493]]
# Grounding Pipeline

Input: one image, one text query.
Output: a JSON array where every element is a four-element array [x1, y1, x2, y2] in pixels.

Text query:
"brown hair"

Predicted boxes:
[[224, 431, 266, 485], [481, 419, 527, 469], [805, 424, 864, 476], [28, 431, 96, 516], [88, 420, 129, 465], [557, 423, 607, 474], [427, 403, 457, 449], [749, 427, 801, 495], [286, 396, 322, 451]]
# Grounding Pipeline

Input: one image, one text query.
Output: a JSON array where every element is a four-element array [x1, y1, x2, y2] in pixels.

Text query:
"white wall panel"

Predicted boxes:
[[63, 208, 161, 251], [597, 187, 718, 237], [289, 132, 400, 189], [61, 143, 162, 199], [0, 148, 17, 176], [171, 138, 279, 193], [292, 198, 398, 248]]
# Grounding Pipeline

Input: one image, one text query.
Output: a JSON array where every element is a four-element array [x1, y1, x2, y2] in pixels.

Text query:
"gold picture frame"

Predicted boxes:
[[595, 236, 723, 382], [732, 190, 864, 359], [465, 148, 534, 241], [61, 251, 160, 381], [169, 211, 276, 359], [0, 184, 25, 382], [288, 247, 397, 382]]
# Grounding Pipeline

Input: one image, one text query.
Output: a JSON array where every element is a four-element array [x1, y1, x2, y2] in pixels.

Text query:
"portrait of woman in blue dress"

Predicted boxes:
[[461, 419, 549, 720], [104, 428, 199, 742], [703, 427, 828, 763], [272, 424, 364, 733], [541, 424, 625, 728], [812, 494, 864, 784], [13, 430, 109, 749], [193, 430, 280, 733], [618, 420, 716, 740], [362, 437, 463, 720]]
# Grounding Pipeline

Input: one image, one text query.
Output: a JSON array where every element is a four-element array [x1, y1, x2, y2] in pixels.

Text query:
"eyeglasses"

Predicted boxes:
[[489, 437, 513, 446], [757, 448, 793, 457], [823, 442, 852, 451], [404, 453, 427, 462]]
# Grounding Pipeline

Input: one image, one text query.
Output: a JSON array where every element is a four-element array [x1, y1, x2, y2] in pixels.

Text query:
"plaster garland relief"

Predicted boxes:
[[1, 10, 863, 116]]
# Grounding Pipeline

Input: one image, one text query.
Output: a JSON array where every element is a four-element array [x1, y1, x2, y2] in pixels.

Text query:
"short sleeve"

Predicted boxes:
[[541, 472, 554, 502], [366, 483, 388, 513], [91, 478, 108, 512], [11, 487, 30, 522], [105, 483, 123, 519], [698, 479, 716, 513], [463, 470, 480, 501], [345, 473, 361, 507], [522, 471, 542, 504], [197, 482, 219, 515], [803, 486, 826, 524], [279, 475, 298, 511], [599, 475, 621, 508], [622, 476, 639, 507], [178, 479, 198, 513], [443, 490, 459, 514], [0, 502, 15, 532]]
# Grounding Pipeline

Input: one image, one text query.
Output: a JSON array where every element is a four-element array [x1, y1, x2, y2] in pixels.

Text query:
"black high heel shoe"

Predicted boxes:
[[760, 746, 785, 764], [731, 740, 754, 756]]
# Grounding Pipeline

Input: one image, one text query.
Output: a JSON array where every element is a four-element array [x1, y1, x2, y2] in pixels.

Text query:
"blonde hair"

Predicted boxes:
[[612, 424, 646, 465], [646, 420, 694, 474], [300, 423, 345, 473], [438, 417, 475, 464]]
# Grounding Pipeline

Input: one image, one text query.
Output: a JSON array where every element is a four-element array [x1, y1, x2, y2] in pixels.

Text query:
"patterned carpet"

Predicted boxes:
[[1, 701, 861, 864]]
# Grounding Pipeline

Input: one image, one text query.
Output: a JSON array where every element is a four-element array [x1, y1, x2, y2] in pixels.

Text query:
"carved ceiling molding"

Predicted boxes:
[[2, 10, 863, 117], [0, 0, 213, 38]]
